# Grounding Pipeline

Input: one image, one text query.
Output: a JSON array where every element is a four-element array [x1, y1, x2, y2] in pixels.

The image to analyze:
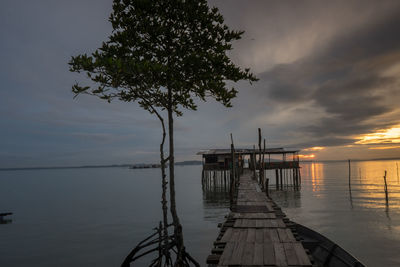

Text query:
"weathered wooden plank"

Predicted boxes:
[[274, 243, 287, 266], [265, 202, 274, 211], [239, 219, 256, 228], [255, 229, 264, 243], [278, 219, 286, 228], [277, 228, 288, 242], [266, 229, 280, 242], [270, 219, 278, 228], [235, 205, 274, 213], [233, 219, 242, 228], [218, 242, 235, 266], [238, 229, 248, 243], [227, 241, 245, 265], [263, 228, 271, 242], [242, 242, 255, 265], [230, 228, 241, 242], [220, 228, 233, 242], [293, 243, 312, 266], [207, 254, 220, 264], [284, 242, 299, 266], [285, 229, 296, 242], [253, 243, 264, 265], [233, 213, 276, 219], [263, 243, 275, 265], [246, 228, 256, 243]]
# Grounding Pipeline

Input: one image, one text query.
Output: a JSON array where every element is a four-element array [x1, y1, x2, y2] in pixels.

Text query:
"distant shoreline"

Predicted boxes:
[[1, 157, 399, 171], [0, 160, 203, 171]]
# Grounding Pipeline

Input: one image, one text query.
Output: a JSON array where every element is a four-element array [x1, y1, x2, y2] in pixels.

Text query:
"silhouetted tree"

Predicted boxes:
[[69, 0, 256, 265]]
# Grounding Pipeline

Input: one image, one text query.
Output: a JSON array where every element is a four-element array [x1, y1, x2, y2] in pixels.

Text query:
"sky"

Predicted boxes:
[[1, 0, 400, 168]]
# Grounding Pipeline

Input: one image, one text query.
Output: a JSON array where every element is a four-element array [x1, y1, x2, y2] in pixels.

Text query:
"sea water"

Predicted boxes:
[[1, 160, 400, 266]]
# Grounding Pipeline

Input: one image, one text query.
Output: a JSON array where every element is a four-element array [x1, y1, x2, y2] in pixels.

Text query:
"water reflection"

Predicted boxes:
[[270, 190, 302, 209], [301, 162, 325, 193], [352, 160, 400, 210], [202, 183, 230, 207], [201, 175, 230, 223]]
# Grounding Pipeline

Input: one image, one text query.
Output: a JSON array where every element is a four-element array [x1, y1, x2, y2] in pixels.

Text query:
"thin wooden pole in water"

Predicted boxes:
[[258, 128, 262, 185], [230, 133, 235, 207], [260, 138, 266, 190], [253, 145, 257, 180], [292, 168, 296, 188], [348, 159, 351, 189], [384, 170, 389, 205], [298, 167, 301, 185], [348, 159, 353, 208]]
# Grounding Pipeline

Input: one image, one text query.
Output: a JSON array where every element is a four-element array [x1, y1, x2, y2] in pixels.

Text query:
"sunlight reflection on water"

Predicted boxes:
[[270, 159, 400, 267]]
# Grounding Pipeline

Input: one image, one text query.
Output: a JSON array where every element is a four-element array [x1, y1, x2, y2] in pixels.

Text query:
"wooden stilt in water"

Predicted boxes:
[[230, 133, 235, 207], [299, 168, 302, 184], [224, 170, 226, 185], [265, 178, 269, 197], [261, 138, 266, 190], [258, 128, 262, 186], [290, 169, 293, 187], [384, 170, 389, 205], [348, 159, 351, 189], [292, 168, 295, 188], [252, 145, 256, 180], [348, 160, 353, 208], [276, 169, 279, 190]]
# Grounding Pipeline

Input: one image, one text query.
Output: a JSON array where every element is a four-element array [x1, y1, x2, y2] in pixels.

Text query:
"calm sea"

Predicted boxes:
[[1, 160, 400, 266]]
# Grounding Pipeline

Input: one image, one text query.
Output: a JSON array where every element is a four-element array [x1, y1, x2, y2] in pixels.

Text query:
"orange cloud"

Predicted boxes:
[[304, 146, 325, 151], [356, 125, 400, 145], [368, 145, 400, 150], [298, 154, 316, 159]]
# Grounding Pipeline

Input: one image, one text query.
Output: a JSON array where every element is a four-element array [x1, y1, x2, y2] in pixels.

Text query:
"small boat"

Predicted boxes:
[[292, 222, 365, 267], [0, 212, 13, 224]]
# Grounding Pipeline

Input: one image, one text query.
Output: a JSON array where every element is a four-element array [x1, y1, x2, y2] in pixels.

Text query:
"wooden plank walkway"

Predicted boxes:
[[207, 170, 313, 266]]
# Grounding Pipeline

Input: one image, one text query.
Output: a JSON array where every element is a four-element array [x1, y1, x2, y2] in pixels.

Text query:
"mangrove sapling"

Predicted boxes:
[[69, 0, 257, 265]]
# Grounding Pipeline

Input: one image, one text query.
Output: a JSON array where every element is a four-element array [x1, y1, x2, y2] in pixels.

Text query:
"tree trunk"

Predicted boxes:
[[146, 104, 171, 265], [167, 90, 185, 265], [159, 115, 170, 264]]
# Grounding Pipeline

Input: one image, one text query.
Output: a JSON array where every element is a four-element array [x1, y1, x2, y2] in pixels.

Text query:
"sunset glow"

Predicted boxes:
[[368, 145, 400, 150], [299, 154, 316, 159], [356, 125, 400, 145], [305, 146, 325, 151]]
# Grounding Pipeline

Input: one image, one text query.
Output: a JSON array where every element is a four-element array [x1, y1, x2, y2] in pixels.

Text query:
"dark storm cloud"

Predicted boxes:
[[255, 6, 400, 146]]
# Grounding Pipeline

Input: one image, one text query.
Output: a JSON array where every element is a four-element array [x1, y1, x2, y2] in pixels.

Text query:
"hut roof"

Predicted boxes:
[[197, 148, 299, 155]]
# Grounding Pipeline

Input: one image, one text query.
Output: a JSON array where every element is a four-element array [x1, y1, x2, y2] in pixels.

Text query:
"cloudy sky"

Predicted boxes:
[[1, 0, 400, 168]]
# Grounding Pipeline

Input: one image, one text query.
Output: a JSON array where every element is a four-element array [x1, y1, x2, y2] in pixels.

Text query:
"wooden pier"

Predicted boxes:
[[198, 148, 302, 190], [207, 170, 312, 266]]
